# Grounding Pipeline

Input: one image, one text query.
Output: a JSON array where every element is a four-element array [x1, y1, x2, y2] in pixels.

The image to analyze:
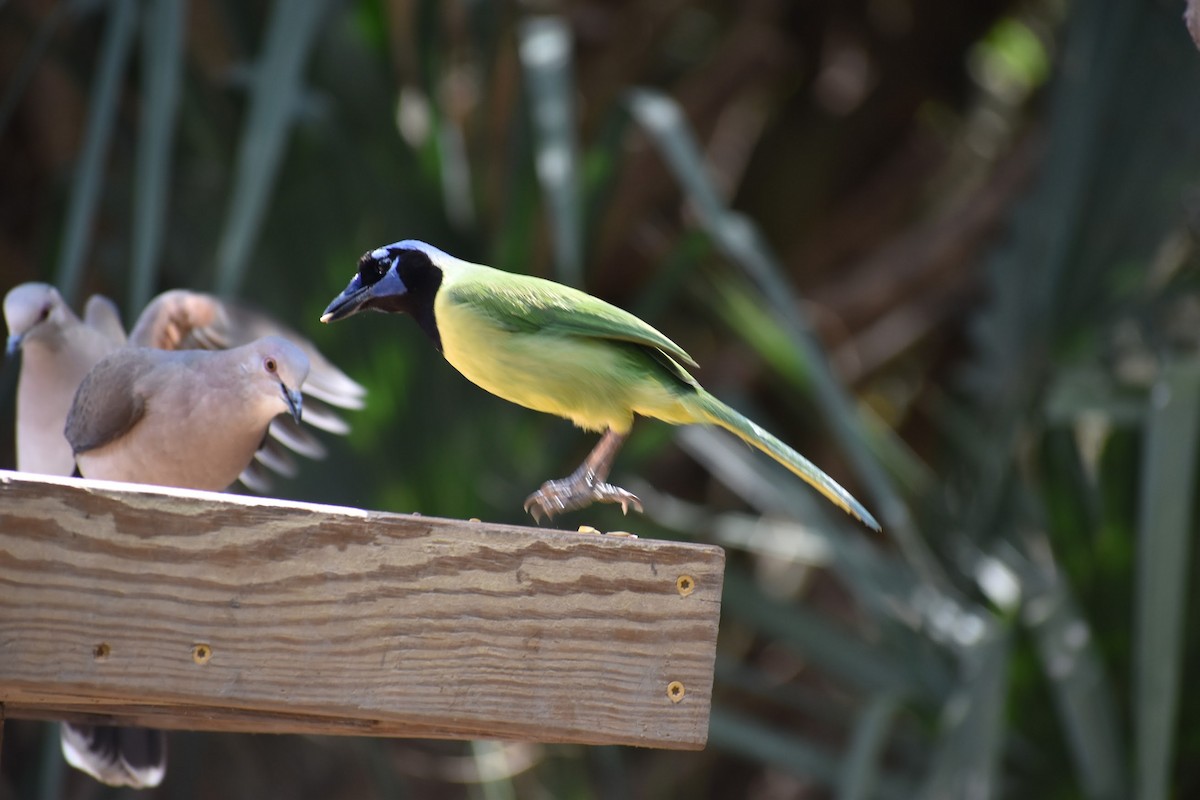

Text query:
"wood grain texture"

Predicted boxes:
[[0, 471, 723, 749]]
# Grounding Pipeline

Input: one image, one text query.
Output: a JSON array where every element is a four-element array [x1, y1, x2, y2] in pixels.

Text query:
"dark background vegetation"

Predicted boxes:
[[2, 0, 1200, 797]]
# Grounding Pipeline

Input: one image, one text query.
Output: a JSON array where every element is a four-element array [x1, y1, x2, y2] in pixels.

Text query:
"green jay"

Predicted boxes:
[[322, 240, 879, 531]]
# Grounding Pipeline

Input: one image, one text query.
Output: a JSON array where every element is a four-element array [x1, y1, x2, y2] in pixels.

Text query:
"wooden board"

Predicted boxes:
[[0, 471, 724, 749]]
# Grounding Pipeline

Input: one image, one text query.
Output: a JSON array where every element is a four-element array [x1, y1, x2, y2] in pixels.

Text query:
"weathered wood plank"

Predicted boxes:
[[0, 471, 723, 749]]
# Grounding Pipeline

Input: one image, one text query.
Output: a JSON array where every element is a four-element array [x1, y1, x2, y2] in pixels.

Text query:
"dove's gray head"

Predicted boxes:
[[4, 283, 71, 356], [237, 335, 310, 424]]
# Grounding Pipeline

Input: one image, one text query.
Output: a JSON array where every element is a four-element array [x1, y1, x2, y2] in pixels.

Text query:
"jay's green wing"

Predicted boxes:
[[442, 275, 699, 369]]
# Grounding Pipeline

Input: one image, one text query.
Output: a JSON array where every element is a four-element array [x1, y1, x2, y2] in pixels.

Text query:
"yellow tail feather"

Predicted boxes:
[[688, 391, 881, 531]]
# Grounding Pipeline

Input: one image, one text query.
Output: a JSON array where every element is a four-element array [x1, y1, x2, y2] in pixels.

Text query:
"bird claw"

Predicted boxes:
[[614, 490, 644, 516], [523, 479, 642, 523]]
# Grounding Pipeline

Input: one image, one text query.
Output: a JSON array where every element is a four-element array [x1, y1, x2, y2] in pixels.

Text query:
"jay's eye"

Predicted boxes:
[[357, 252, 389, 285]]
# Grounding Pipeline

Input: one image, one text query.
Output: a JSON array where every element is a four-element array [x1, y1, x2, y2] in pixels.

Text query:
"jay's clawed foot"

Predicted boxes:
[[524, 477, 642, 522], [522, 428, 642, 523]]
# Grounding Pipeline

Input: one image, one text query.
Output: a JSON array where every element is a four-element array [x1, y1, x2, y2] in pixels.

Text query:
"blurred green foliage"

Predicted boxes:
[[2, 0, 1200, 797]]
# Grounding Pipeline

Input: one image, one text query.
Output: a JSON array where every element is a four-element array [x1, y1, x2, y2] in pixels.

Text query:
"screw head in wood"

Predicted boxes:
[[191, 643, 213, 665]]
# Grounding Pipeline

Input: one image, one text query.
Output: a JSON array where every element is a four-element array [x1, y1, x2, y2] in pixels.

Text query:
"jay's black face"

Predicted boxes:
[[320, 244, 445, 353], [321, 246, 414, 322]]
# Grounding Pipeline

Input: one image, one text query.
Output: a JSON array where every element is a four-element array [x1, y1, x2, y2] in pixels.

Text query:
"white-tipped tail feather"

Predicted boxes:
[[61, 723, 167, 789]]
